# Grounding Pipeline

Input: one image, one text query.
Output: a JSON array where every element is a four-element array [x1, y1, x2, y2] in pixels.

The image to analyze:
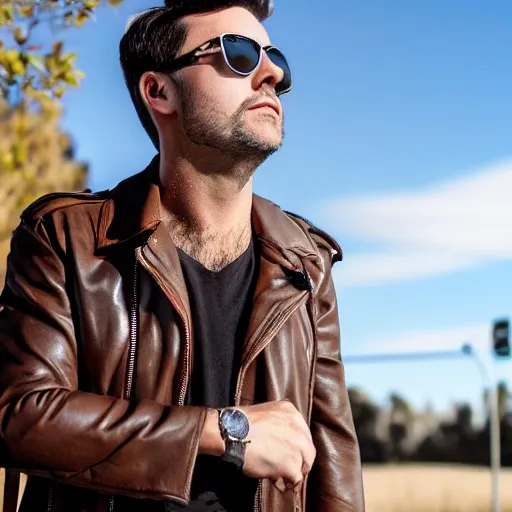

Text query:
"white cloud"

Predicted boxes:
[[332, 251, 479, 287], [356, 323, 491, 355], [323, 159, 512, 287]]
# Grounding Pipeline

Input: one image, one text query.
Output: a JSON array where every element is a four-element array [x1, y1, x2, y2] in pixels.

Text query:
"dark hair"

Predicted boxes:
[[119, 0, 274, 150]]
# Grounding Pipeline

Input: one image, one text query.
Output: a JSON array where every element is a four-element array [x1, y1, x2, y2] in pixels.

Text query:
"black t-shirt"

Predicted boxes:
[[165, 239, 259, 512]]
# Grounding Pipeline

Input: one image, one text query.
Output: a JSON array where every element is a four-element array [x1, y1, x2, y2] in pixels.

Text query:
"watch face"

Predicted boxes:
[[221, 408, 250, 440]]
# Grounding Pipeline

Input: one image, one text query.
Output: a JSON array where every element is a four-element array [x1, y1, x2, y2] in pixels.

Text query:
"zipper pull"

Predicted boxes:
[[294, 489, 302, 512]]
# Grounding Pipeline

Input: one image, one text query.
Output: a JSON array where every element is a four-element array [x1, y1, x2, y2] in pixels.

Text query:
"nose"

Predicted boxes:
[[252, 50, 285, 94]]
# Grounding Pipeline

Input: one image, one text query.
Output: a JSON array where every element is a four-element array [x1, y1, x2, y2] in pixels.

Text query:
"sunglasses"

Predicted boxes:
[[161, 33, 292, 96]]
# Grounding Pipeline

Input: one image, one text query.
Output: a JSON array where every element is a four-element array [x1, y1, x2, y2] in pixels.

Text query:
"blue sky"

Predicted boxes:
[[51, 0, 511, 420]]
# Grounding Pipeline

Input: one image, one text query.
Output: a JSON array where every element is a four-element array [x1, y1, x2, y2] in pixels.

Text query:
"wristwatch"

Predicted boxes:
[[217, 407, 251, 470]]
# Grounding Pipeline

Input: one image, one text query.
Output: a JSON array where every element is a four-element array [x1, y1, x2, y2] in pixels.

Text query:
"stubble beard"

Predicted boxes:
[[178, 83, 284, 184]]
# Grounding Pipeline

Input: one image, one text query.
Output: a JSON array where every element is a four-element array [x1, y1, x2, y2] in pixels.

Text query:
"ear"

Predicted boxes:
[[139, 71, 177, 116]]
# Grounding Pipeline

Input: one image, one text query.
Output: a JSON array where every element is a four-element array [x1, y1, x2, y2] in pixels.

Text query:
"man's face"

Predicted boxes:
[[172, 7, 285, 160]]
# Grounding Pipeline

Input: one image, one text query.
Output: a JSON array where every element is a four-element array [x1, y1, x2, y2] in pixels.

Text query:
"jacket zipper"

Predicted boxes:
[[46, 260, 139, 512], [126, 257, 139, 400], [136, 246, 196, 504], [108, 256, 139, 512], [47, 482, 54, 512], [138, 247, 191, 406], [234, 292, 309, 512], [178, 324, 191, 406], [298, 295, 318, 512], [254, 481, 262, 512]]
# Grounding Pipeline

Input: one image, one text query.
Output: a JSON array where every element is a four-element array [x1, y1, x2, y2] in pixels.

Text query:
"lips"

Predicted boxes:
[[248, 100, 280, 116]]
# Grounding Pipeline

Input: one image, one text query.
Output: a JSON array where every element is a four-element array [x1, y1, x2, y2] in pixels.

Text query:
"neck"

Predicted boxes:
[[158, 147, 255, 271]]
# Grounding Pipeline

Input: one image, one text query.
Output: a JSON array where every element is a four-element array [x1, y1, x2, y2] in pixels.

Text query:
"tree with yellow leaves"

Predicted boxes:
[[0, 0, 123, 285]]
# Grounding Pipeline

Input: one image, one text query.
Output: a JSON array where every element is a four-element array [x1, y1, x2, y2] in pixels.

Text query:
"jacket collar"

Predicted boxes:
[[95, 155, 320, 265]]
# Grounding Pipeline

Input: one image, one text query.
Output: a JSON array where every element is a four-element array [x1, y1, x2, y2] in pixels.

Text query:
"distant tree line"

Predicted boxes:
[[349, 381, 512, 466]]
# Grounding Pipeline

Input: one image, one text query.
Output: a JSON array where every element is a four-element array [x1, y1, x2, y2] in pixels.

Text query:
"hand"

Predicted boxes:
[[239, 400, 316, 491]]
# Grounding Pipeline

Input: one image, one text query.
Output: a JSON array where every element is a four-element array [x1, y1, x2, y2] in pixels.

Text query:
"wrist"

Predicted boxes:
[[217, 407, 250, 471], [199, 408, 225, 456]]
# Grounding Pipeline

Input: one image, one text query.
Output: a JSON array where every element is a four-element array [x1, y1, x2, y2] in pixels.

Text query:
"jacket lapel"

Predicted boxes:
[[94, 157, 326, 401]]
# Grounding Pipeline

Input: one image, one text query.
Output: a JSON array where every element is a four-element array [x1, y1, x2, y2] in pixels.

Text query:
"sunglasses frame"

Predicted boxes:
[[159, 32, 292, 96]]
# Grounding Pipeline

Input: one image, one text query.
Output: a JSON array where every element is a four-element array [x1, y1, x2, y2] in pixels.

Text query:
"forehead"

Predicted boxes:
[[181, 6, 271, 52]]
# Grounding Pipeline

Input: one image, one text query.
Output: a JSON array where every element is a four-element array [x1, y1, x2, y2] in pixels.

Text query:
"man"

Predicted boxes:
[[0, 1, 364, 511]]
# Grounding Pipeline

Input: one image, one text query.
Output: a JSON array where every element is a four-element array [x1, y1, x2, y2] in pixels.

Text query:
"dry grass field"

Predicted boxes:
[[2, 464, 512, 511], [363, 464, 512, 512]]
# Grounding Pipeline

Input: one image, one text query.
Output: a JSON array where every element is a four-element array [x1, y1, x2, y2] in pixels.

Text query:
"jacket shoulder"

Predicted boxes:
[[20, 189, 110, 226], [284, 210, 342, 264]]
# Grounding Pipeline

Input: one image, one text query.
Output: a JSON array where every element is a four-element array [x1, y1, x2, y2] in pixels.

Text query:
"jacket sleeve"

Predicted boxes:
[[0, 219, 206, 504], [307, 240, 365, 511]]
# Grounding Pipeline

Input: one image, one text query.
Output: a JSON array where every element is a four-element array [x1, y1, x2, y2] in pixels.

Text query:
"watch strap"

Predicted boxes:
[[223, 439, 246, 470], [217, 408, 248, 471]]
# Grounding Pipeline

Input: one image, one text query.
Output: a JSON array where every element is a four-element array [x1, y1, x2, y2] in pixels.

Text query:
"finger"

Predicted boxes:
[[283, 468, 303, 490], [291, 473, 303, 490], [303, 444, 316, 473], [276, 474, 302, 493], [295, 439, 315, 475], [295, 416, 314, 445], [275, 478, 286, 492]]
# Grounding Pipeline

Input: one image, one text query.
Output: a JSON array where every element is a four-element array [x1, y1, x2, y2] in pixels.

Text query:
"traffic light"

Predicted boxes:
[[493, 319, 510, 358]]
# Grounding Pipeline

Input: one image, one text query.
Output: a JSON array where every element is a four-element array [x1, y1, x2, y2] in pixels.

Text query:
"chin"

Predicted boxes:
[[253, 125, 283, 146], [231, 123, 283, 155], [263, 137, 283, 150], [247, 133, 281, 151]]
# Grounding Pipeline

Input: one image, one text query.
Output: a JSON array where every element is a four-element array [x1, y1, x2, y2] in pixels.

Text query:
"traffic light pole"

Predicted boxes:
[[343, 344, 501, 512], [463, 344, 501, 512]]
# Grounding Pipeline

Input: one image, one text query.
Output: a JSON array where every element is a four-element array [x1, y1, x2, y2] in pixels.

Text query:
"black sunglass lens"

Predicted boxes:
[[267, 47, 292, 95], [222, 35, 260, 74]]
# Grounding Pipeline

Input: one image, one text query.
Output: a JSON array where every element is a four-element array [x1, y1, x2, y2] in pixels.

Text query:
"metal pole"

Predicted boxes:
[[344, 349, 464, 364], [489, 384, 501, 512], [343, 344, 501, 512], [462, 344, 501, 512]]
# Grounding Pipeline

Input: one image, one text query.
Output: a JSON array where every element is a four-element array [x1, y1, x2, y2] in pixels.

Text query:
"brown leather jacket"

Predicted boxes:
[[0, 158, 364, 512]]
